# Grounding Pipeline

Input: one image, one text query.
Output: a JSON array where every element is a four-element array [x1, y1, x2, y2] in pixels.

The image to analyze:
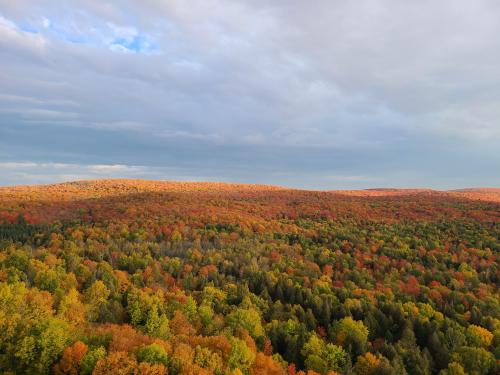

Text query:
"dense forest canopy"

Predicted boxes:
[[0, 180, 498, 375]]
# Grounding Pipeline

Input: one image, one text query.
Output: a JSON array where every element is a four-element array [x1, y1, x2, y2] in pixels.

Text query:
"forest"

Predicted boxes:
[[0, 180, 498, 375]]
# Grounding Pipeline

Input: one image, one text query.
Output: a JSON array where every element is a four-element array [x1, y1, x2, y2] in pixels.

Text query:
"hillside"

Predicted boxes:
[[1, 179, 499, 225], [2, 179, 499, 201], [0, 179, 498, 375]]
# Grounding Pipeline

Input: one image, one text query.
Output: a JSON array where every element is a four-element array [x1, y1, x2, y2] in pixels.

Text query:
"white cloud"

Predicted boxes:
[[0, 162, 40, 168], [42, 17, 50, 28], [86, 164, 143, 174], [106, 22, 137, 43], [0, 161, 225, 186], [0, 15, 48, 51], [0, 162, 152, 185]]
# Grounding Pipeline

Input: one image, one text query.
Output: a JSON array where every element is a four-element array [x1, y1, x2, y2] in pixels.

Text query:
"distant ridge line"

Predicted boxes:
[[0, 179, 499, 203]]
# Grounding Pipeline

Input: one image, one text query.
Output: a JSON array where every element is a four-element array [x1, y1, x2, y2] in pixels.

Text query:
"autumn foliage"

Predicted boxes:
[[0, 179, 498, 375]]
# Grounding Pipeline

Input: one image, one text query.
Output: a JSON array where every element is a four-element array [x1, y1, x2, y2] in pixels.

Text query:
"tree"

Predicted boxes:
[[438, 362, 466, 375], [450, 346, 496, 375], [465, 325, 493, 348], [194, 345, 225, 374], [0, 282, 72, 374], [80, 346, 106, 375], [58, 288, 85, 325], [229, 337, 256, 372], [129, 299, 143, 326], [106, 324, 153, 353], [170, 342, 194, 374], [136, 362, 167, 375], [251, 352, 286, 375], [92, 351, 138, 375], [136, 343, 169, 367], [198, 303, 215, 327], [302, 334, 348, 374], [353, 352, 382, 375], [169, 310, 196, 337], [331, 317, 369, 358], [395, 327, 433, 375], [144, 305, 170, 339], [84, 280, 110, 322], [226, 307, 265, 339], [53, 340, 88, 375]]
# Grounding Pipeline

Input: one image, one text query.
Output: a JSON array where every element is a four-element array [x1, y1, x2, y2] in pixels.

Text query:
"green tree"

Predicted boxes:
[[331, 317, 369, 358], [302, 334, 348, 374], [226, 307, 264, 339], [438, 362, 466, 375], [136, 343, 169, 366], [450, 346, 496, 375], [80, 346, 106, 375], [144, 304, 170, 339], [84, 280, 110, 322], [0, 282, 71, 374], [228, 337, 256, 371]]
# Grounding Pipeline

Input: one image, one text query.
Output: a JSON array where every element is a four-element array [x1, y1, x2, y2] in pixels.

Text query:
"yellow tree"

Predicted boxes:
[[58, 288, 85, 325], [84, 280, 110, 322]]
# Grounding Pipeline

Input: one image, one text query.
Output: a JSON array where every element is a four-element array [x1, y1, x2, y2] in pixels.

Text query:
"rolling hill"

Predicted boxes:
[[0, 179, 498, 375]]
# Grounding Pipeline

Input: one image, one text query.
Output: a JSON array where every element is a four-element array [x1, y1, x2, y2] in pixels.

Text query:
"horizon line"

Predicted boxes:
[[0, 177, 498, 193]]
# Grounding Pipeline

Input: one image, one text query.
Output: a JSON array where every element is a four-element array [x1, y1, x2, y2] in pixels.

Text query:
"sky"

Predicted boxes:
[[0, 0, 499, 189]]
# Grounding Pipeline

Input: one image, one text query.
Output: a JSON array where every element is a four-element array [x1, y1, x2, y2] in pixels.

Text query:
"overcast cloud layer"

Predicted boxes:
[[0, 0, 499, 189]]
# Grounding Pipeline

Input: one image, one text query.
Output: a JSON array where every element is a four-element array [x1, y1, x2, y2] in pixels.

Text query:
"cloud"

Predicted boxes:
[[0, 15, 48, 53], [0, 1, 499, 188], [0, 162, 203, 185], [106, 22, 158, 54]]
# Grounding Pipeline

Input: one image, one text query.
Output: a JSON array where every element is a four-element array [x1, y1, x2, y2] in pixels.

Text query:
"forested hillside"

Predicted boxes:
[[0, 180, 498, 375]]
